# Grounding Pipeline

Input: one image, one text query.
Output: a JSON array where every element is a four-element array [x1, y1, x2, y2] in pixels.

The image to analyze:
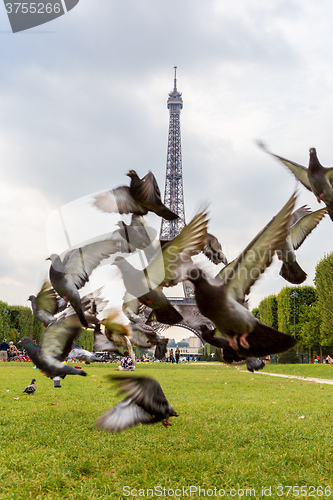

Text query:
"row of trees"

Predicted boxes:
[[0, 300, 43, 344], [1, 252, 332, 357], [252, 252, 333, 356]]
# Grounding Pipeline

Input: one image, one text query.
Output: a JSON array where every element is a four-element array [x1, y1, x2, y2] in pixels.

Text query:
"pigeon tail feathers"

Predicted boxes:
[[279, 261, 307, 284]]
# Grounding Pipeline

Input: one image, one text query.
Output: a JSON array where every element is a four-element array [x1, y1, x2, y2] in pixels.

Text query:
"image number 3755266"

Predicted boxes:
[[3, 0, 80, 33]]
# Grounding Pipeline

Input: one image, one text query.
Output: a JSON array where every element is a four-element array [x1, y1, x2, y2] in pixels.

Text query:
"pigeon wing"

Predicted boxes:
[[147, 209, 209, 287], [258, 142, 311, 190], [39, 315, 82, 362], [134, 171, 163, 205], [112, 375, 171, 417], [95, 399, 156, 433], [325, 167, 333, 187], [290, 207, 327, 250], [221, 191, 297, 302], [63, 239, 126, 289], [35, 281, 59, 315], [289, 205, 312, 228], [93, 186, 147, 215]]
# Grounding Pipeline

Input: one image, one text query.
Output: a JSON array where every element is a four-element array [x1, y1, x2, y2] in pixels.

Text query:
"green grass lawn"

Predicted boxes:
[[261, 362, 333, 379], [1, 362, 333, 499]]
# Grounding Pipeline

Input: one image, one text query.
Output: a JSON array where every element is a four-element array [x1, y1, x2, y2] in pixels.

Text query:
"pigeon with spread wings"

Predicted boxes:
[[19, 313, 88, 379], [94, 170, 179, 221], [278, 205, 326, 284], [258, 142, 333, 221], [28, 280, 67, 326], [48, 235, 131, 327], [185, 192, 298, 355], [114, 209, 209, 324], [95, 375, 178, 433]]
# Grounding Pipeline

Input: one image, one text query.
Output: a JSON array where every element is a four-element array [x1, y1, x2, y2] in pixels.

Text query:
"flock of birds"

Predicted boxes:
[[19, 144, 333, 432]]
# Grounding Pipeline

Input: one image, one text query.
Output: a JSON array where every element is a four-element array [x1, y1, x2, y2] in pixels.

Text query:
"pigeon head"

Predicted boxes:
[[126, 169, 138, 178], [28, 295, 36, 303], [47, 253, 65, 273], [19, 336, 37, 351], [46, 254, 60, 263]]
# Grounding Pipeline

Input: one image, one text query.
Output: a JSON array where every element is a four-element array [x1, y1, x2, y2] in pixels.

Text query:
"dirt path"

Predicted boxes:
[[242, 370, 333, 385]]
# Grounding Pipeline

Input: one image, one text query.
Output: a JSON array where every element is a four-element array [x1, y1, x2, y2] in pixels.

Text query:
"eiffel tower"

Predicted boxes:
[[159, 68, 203, 335]]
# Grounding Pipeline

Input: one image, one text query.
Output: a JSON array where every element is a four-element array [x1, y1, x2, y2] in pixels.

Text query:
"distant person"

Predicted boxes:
[[116, 351, 135, 371], [175, 347, 180, 364], [0, 339, 9, 362], [8, 342, 18, 361], [169, 349, 175, 364], [328, 355, 333, 365]]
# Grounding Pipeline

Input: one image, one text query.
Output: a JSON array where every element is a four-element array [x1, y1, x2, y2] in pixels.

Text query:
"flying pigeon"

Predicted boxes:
[[278, 205, 326, 284], [184, 192, 298, 356], [94, 170, 179, 221], [202, 233, 228, 265], [188, 320, 265, 371], [215, 346, 265, 372], [28, 280, 67, 326], [95, 375, 178, 433], [258, 142, 333, 221], [113, 215, 157, 251], [19, 311, 89, 379], [23, 378, 36, 394], [67, 343, 101, 363], [113, 209, 209, 324], [48, 236, 131, 327], [93, 323, 123, 356], [100, 309, 136, 362]]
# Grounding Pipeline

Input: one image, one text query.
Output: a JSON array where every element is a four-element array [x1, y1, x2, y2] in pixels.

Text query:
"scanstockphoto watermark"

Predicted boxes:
[[3, 0, 80, 33], [122, 486, 256, 498], [123, 485, 333, 498]]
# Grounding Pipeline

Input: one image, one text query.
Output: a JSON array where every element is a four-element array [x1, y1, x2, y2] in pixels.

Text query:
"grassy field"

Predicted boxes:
[[260, 362, 333, 379], [1, 362, 333, 500]]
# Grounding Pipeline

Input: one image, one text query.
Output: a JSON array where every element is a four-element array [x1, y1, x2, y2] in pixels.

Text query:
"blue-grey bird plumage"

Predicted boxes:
[[95, 375, 178, 433]]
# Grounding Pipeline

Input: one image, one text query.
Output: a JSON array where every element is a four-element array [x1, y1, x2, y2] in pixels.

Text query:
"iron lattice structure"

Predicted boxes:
[[160, 68, 195, 301], [160, 67, 186, 240]]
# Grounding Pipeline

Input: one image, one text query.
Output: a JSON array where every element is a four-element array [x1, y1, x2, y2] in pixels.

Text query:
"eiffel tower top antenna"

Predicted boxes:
[[173, 65, 177, 91]]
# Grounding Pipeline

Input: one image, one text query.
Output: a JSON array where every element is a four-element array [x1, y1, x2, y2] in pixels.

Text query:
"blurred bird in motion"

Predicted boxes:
[[258, 141, 333, 221], [94, 170, 179, 220], [95, 375, 178, 433], [184, 192, 298, 356]]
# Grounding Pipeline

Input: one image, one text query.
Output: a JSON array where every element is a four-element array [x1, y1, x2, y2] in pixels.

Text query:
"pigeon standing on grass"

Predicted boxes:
[[23, 379, 36, 394], [95, 375, 178, 433]]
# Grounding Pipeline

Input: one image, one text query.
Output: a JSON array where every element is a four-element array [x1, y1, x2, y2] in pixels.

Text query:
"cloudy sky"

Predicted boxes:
[[0, 0, 332, 319]]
